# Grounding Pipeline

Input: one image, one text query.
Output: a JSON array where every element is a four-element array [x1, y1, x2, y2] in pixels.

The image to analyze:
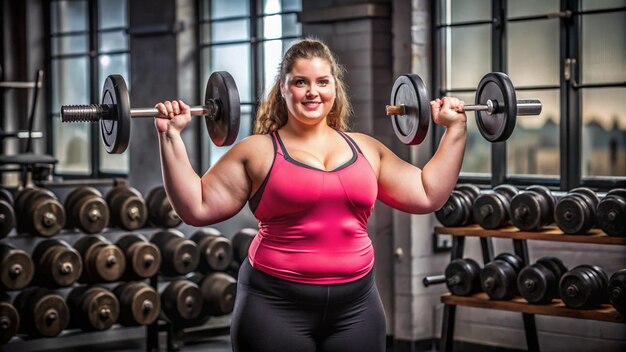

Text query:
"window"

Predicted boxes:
[[199, 0, 301, 169], [434, 0, 626, 190], [47, 0, 129, 176]]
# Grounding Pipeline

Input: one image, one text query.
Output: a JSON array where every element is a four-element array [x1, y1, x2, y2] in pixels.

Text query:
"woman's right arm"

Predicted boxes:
[[155, 100, 256, 226]]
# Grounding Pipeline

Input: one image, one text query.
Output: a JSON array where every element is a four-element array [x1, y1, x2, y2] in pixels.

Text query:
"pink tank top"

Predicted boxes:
[[247, 130, 378, 284]]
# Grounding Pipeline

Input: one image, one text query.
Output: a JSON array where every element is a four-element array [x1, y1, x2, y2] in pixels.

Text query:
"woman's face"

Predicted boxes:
[[281, 57, 336, 126]]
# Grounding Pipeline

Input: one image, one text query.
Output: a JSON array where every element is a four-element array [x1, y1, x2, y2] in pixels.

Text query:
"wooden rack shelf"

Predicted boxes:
[[434, 225, 626, 246], [441, 293, 625, 324]]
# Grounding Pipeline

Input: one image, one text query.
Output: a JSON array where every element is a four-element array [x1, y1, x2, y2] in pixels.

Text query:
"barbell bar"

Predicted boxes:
[[385, 72, 543, 144], [60, 71, 240, 154]]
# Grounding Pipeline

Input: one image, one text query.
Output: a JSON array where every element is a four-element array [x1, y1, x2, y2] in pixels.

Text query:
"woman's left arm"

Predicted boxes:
[[375, 97, 467, 214]]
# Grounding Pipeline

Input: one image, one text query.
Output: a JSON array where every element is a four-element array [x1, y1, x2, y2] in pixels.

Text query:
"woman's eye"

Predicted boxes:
[[295, 80, 306, 86], [318, 80, 328, 87]]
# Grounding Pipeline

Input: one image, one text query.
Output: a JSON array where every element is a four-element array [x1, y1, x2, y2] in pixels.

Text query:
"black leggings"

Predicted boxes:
[[230, 259, 386, 352]]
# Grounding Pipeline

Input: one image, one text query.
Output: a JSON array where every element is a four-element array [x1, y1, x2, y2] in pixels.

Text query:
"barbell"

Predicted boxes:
[[60, 71, 241, 154], [386, 72, 542, 144]]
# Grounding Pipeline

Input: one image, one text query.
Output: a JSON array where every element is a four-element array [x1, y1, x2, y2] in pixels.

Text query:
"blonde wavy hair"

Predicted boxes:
[[254, 38, 352, 134]]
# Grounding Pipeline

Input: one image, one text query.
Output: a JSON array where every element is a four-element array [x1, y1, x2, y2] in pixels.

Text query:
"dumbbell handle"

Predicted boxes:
[[386, 99, 542, 117], [423, 275, 446, 287], [60, 100, 219, 122]]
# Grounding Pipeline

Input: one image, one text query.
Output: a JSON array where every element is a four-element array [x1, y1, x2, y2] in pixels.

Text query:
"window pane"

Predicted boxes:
[[582, 0, 626, 10], [52, 58, 90, 112], [52, 34, 88, 55], [210, 105, 252, 166], [100, 148, 129, 173], [99, 0, 127, 29], [507, 90, 560, 176], [261, 0, 301, 14], [454, 92, 491, 175], [263, 40, 284, 96], [508, 19, 560, 87], [508, 0, 559, 17], [210, 19, 250, 42], [261, 13, 300, 39], [207, 44, 251, 102], [581, 12, 626, 84], [446, 25, 491, 89], [211, 0, 249, 19], [51, 0, 88, 33], [99, 31, 128, 52], [98, 54, 130, 99], [53, 120, 91, 174], [582, 88, 626, 177], [440, 0, 491, 24]]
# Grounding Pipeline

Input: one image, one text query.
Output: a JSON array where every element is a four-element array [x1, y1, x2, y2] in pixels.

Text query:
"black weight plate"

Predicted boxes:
[[0, 301, 19, 344], [510, 192, 545, 231], [597, 192, 626, 237], [473, 193, 509, 229], [114, 282, 160, 326], [232, 228, 257, 263], [559, 266, 595, 308], [31, 198, 66, 237], [480, 262, 513, 300], [389, 74, 430, 145], [475, 72, 517, 142], [494, 184, 518, 201], [100, 75, 131, 154], [607, 188, 626, 199], [517, 264, 553, 304], [608, 269, 626, 314], [205, 71, 240, 146], [445, 258, 481, 296], [0, 199, 15, 239], [456, 184, 481, 202], [0, 188, 13, 205], [161, 280, 203, 324], [536, 256, 568, 280], [435, 191, 469, 227], [526, 185, 556, 214], [28, 292, 69, 337], [0, 245, 34, 291], [571, 187, 600, 209], [555, 195, 591, 234], [200, 272, 237, 316]]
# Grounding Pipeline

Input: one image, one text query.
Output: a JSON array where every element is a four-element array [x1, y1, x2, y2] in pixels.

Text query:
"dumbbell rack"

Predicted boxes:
[[435, 225, 626, 352]]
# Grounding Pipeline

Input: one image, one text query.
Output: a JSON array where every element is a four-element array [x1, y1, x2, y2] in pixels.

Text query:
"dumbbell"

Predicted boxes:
[[15, 187, 66, 237], [60, 71, 240, 153], [473, 185, 519, 229], [146, 185, 182, 228], [13, 287, 69, 337], [0, 293, 19, 344], [435, 184, 481, 227], [480, 253, 524, 300], [386, 72, 542, 145], [160, 279, 205, 328], [32, 239, 83, 288], [554, 188, 599, 234], [114, 282, 161, 326], [517, 257, 568, 304], [596, 189, 626, 237], [608, 269, 626, 314], [0, 243, 34, 291], [115, 233, 162, 280], [74, 235, 126, 283], [423, 258, 482, 296], [106, 185, 148, 230], [151, 229, 200, 276], [188, 272, 237, 317], [509, 185, 556, 231], [191, 228, 234, 273], [64, 186, 110, 234], [0, 188, 15, 239], [66, 286, 119, 331], [559, 265, 608, 309], [232, 228, 257, 264]]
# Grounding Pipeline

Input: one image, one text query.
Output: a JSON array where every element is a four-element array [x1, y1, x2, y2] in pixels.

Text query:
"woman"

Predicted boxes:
[[154, 38, 466, 352]]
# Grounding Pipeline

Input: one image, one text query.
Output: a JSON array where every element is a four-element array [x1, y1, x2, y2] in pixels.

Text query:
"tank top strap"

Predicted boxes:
[[272, 131, 285, 157], [337, 131, 364, 155]]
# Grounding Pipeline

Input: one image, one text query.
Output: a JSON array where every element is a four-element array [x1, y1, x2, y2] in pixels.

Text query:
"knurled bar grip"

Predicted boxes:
[[61, 102, 219, 122]]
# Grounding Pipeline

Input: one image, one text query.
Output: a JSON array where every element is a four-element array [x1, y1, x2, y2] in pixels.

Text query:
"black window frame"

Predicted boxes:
[[432, 0, 626, 191], [45, 0, 130, 179]]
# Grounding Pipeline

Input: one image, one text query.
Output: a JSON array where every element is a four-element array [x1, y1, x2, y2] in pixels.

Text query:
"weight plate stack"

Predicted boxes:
[[473, 185, 518, 229], [0, 293, 19, 344], [480, 253, 523, 300], [191, 228, 234, 273], [0, 243, 34, 291], [559, 264, 608, 309], [106, 185, 148, 231], [510, 185, 556, 231], [555, 188, 599, 235], [189, 272, 237, 316], [151, 229, 199, 276], [160, 279, 204, 328], [0, 188, 15, 239], [115, 233, 162, 280], [13, 287, 69, 337], [146, 186, 182, 228], [64, 186, 110, 234], [517, 256, 567, 304], [435, 184, 481, 227], [67, 286, 119, 331], [608, 269, 626, 314], [74, 235, 126, 283], [597, 189, 626, 237], [15, 187, 65, 237], [232, 228, 257, 264], [444, 258, 482, 296], [114, 282, 160, 326], [32, 239, 83, 288]]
